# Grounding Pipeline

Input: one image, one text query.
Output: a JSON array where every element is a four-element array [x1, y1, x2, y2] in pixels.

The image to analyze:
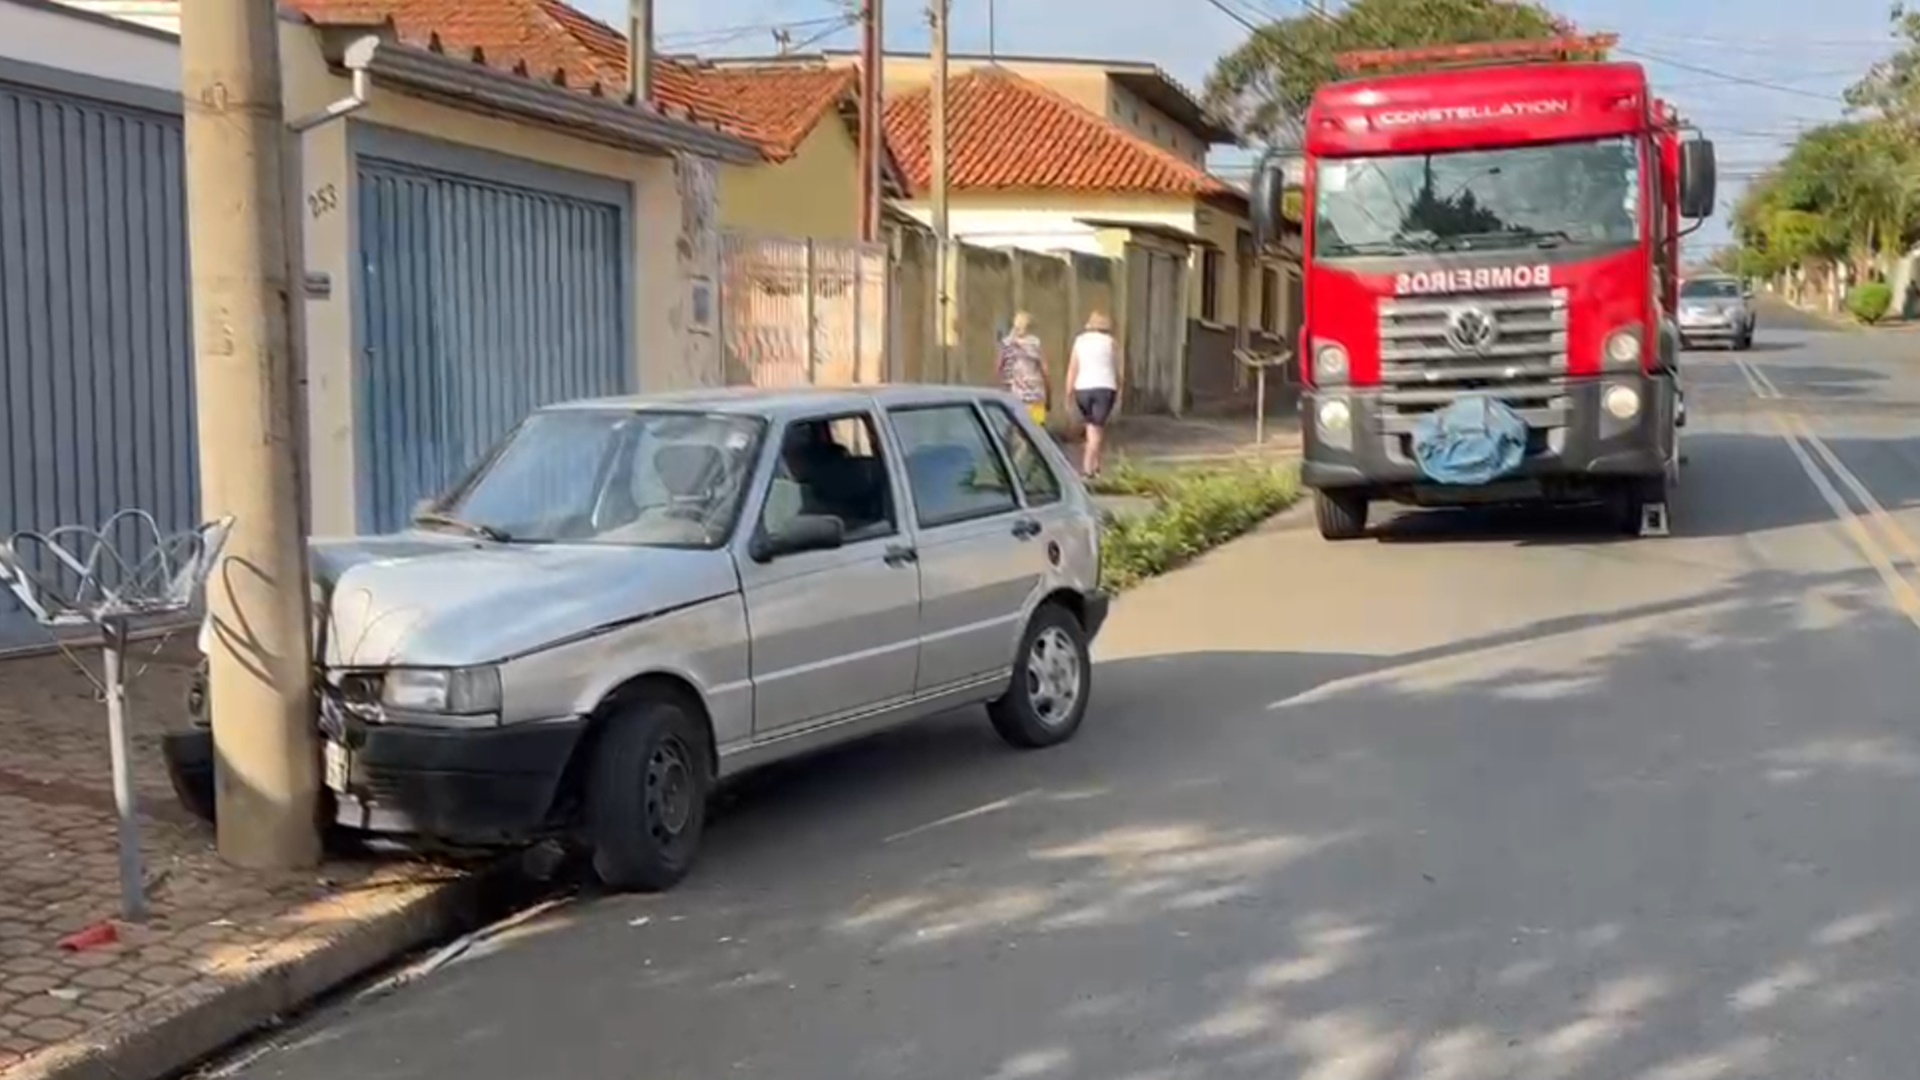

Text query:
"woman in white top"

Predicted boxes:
[[1066, 311, 1121, 477]]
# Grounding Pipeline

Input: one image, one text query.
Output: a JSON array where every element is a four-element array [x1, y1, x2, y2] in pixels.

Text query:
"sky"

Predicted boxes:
[[584, 0, 1909, 253]]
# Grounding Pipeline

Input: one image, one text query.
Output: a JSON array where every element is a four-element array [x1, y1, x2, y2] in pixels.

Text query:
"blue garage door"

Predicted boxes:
[[0, 77, 195, 652], [354, 146, 631, 534]]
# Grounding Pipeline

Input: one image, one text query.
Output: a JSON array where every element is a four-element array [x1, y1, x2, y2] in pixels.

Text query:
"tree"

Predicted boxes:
[[1204, 0, 1577, 145]]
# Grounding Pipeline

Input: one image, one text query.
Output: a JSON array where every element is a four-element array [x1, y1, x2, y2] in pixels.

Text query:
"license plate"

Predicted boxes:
[[323, 740, 350, 792]]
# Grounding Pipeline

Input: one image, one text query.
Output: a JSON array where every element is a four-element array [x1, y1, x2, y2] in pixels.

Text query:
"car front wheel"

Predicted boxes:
[[586, 692, 712, 892], [989, 604, 1091, 749]]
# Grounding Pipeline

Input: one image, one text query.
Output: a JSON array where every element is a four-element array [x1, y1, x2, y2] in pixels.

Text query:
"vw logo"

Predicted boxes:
[[1445, 305, 1499, 354]]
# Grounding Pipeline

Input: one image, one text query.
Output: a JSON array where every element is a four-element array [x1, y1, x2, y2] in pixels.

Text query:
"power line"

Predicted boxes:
[[1613, 47, 1850, 104], [1198, 0, 1265, 34]]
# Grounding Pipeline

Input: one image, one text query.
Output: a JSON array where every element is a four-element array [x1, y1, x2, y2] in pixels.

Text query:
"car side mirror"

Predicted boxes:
[[1679, 138, 1717, 220], [750, 514, 845, 562]]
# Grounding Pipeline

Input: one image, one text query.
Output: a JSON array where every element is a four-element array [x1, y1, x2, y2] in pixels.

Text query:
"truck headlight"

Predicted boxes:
[[1604, 385, 1642, 420], [1317, 398, 1352, 433], [1604, 328, 1642, 368], [1313, 341, 1349, 384], [382, 667, 502, 716]]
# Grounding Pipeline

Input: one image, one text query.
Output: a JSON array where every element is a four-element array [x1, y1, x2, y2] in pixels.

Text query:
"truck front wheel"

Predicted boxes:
[[1315, 491, 1369, 541]]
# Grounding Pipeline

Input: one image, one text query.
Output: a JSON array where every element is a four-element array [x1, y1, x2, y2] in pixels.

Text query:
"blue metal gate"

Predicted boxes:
[[0, 77, 195, 651], [354, 147, 632, 534]]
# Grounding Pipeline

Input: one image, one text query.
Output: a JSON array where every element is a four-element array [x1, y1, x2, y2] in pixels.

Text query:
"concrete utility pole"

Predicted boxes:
[[858, 0, 878, 242], [629, 0, 654, 106], [929, 0, 951, 377], [179, 0, 321, 869]]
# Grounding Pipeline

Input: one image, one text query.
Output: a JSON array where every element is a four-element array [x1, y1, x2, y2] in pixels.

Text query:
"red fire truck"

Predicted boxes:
[[1250, 35, 1717, 540]]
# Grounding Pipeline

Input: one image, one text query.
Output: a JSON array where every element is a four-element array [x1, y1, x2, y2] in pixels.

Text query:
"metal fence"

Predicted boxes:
[[719, 232, 890, 387]]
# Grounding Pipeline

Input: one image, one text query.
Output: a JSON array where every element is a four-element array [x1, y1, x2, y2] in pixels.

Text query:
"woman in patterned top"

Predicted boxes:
[[998, 311, 1050, 427]]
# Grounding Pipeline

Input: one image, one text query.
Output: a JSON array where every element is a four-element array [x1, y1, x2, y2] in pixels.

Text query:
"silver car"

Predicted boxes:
[[265, 385, 1105, 890], [1677, 275, 1755, 350]]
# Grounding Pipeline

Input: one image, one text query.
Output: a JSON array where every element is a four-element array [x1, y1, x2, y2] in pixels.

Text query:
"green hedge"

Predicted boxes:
[[1090, 462, 1301, 591], [1848, 281, 1894, 324]]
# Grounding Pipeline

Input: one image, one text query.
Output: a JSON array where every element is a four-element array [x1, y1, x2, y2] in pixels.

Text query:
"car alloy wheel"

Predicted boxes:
[[1026, 626, 1083, 727]]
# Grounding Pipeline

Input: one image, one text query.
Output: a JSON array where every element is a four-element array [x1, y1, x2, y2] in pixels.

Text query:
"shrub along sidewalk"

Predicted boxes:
[[1089, 461, 1302, 591]]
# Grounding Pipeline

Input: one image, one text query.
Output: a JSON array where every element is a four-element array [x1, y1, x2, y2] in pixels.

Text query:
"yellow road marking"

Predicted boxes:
[[1737, 356, 1920, 630]]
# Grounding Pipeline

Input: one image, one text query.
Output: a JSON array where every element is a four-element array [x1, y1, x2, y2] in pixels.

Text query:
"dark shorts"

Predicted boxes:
[[1075, 388, 1117, 426]]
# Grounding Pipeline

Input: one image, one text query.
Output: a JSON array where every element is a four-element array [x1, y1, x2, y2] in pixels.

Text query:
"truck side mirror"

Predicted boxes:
[[1251, 148, 1305, 251], [1679, 138, 1717, 220]]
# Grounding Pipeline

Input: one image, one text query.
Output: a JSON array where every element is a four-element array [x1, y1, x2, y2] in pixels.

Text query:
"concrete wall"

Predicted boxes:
[[720, 118, 860, 242], [891, 227, 938, 382], [953, 243, 1016, 387], [279, 21, 696, 534]]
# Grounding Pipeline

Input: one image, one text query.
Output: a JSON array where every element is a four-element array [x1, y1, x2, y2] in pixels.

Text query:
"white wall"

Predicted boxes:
[[891, 200, 1198, 257], [0, 0, 178, 92]]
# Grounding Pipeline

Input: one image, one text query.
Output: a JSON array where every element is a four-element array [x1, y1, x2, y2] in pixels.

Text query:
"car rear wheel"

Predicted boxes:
[[989, 604, 1091, 750], [586, 693, 711, 892], [1315, 490, 1369, 541]]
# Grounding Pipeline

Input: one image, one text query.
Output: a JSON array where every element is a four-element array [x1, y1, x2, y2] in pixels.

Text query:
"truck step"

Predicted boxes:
[[1640, 501, 1671, 538]]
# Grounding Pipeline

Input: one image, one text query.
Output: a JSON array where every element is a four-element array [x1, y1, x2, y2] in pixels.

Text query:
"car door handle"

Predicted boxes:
[[1011, 518, 1042, 540], [883, 544, 918, 567]]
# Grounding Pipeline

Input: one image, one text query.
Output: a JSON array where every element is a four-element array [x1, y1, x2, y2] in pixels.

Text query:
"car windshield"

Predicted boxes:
[[1682, 279, 1742, 299], [429, 409, 766, 548], [1313, 136, 1642, 258]]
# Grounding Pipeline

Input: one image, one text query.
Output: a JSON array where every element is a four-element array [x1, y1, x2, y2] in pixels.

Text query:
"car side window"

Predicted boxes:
[[761, 413, 897, 544], [982, 403, 1063, 506], [889, 404, 1019, 527]]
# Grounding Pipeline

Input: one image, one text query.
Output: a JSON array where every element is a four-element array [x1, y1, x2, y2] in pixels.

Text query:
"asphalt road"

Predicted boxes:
[[218, 300, 1920, 1080]]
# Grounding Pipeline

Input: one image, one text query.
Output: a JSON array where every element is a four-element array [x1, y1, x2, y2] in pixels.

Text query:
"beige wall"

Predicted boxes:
[[719, 120, 861, 242], [280, 22, 697, 535]]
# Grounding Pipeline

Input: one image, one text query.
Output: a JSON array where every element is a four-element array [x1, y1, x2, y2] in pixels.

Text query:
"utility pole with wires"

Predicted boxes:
[[929, 0, 952, 378], [178, 0, 321, 870], [629, 0, 654, 105], [858, 0, 884, 242]]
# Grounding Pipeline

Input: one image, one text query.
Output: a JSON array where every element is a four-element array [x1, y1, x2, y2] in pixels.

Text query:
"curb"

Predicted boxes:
[[3, 856, 543, 1080]]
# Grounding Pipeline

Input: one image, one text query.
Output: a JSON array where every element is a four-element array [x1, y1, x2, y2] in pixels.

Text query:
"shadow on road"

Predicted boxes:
[[235, 561, 1920, 1080]]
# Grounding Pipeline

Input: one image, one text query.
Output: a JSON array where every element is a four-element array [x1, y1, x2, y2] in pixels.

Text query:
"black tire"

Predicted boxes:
[[163, 729, 217, 825], [1314, 490, 1369, 541], [585, 693, 712, 892], [1735, 329, 1754, 351], [989, 604, 1092, 750]]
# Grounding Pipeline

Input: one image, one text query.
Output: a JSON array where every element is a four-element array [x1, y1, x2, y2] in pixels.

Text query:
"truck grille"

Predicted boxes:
[[1375, 287, 1571, 433]]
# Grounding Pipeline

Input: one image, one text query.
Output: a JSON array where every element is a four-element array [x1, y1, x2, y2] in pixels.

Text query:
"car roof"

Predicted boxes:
[[541, 383, 1023, 421]]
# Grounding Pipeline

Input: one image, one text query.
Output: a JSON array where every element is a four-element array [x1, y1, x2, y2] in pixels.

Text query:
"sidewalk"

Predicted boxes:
[[1058, 401, 1304, 467], [0, 639, 513, 1080]]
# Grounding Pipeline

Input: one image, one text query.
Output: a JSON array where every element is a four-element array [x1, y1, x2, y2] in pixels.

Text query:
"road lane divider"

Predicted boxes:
[[1736, 356, 1920, 629]]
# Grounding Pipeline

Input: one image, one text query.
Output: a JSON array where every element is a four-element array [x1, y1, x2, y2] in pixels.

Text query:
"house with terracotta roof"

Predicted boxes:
[[15, 0, 762, 562], [62, 0, 900, 242], [724, 51, 1301, 412]]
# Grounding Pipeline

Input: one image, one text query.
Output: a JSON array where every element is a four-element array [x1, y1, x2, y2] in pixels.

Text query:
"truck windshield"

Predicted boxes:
[[1313, 136, 1642, 258]]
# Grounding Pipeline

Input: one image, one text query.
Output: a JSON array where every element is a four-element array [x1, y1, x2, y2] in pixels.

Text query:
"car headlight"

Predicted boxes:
[[1604, 328, 1642, 368], [381, 667, 503, 717], [1313, 341, 1349, 384]]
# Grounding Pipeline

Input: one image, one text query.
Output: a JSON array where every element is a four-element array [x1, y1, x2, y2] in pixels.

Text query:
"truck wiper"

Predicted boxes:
[[1432, 229, 1577, 252], [1324, 234, 1440, 256], [412, 510, 511, 543]]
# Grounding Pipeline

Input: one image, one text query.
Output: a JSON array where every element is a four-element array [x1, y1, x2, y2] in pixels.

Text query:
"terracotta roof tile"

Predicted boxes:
[[672, 66, 860, 160], [293, 0, 905, 169], [883, 67, 1232, 198]]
